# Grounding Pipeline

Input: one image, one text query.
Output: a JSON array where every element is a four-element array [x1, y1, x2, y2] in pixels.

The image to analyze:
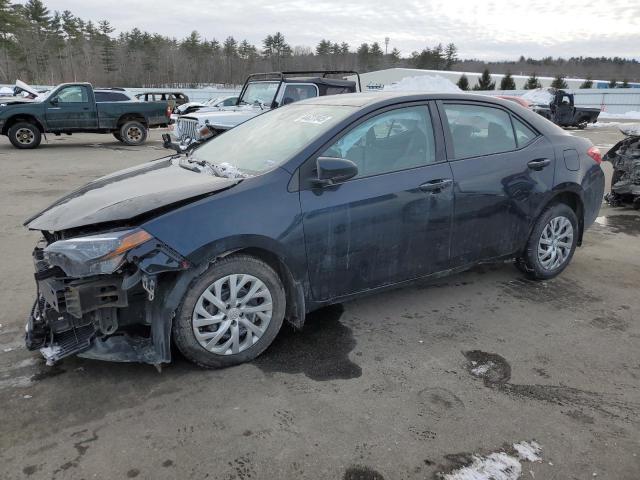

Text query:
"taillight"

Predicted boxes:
[[587, 146, 602, 164], [165, 106, 171, 118]]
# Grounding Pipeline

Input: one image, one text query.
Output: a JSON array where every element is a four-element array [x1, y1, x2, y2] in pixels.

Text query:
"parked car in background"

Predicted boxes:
[[172, 70, 360, 144], [169, 95, 238, 124], [0, 82, 170, 148], [526, 89, 600, 129], [135, 91, 189, 109], [94, 88, 138, 102], [24, 92, 604, 368], [497, 95, 533, 109]]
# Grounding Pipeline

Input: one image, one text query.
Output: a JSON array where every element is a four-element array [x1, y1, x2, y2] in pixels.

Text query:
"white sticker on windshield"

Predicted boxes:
[[294, 113, 333, 125]]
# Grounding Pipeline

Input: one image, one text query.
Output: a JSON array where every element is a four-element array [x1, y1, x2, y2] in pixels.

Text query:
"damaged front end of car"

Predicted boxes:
[[604, 126, 640, 208], [26, 228, 191, 367]]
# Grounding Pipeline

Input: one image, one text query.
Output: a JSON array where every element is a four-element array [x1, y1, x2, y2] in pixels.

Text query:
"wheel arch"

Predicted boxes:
[[533, 189, 585, 246], [116, 113, 148, 129], [2, 114, 45, 135], [176, 236, 308, 329]]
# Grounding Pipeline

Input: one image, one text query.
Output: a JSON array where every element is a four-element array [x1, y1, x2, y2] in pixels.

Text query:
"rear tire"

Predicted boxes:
[[118, 121, 147, 146], [515, 203, 579, 280], [8, 122, 41, 149], [112, 132, 122, 141], [173, 255, 286, 368]]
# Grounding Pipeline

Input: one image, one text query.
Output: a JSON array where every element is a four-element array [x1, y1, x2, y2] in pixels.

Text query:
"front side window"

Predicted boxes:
[[54, 86, 88, 103], [443, 103, 517, 159], [321, 106, 435, 179], [282, 84, 318, 104], [239, 82, 280, 105]]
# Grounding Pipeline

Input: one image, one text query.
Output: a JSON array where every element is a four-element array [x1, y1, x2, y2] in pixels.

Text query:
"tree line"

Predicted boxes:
[[455, 69, 635, 91], [1, 0, 638, 88]]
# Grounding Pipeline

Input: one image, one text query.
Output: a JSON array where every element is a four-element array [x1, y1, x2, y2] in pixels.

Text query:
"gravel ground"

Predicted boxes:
[[0, 125, 638, 480]]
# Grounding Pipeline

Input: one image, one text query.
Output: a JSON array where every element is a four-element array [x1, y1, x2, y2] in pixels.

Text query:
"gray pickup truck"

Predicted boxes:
[[0, 82, 170, 149]]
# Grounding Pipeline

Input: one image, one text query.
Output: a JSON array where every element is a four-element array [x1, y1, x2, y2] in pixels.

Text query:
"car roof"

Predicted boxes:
[[299, 91, 513, 108], [297, 91, 567, 137], [283, 77, 356, 88]]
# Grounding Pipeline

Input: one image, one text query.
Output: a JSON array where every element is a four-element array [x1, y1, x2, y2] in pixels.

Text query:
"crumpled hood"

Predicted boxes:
[[25, 157, 240, 231]]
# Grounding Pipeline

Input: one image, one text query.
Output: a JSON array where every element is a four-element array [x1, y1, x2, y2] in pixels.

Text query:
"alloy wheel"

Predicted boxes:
[[192, 274, 273, 355], [537, 215, 574, 270]]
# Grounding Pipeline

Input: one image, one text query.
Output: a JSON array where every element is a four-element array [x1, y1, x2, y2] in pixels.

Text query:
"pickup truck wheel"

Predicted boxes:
[[119, 121, 147, 146], [577, 121, 587, 130], [112, 132, 122, 141], [8, 122, 41, 149], [173, 255, 286, 369]]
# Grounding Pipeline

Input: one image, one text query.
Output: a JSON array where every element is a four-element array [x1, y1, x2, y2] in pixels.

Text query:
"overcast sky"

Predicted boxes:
[[42, 0, 640, 60]]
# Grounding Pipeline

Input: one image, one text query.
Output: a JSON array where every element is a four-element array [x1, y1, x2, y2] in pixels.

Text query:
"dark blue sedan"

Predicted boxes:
[[24, 92, 605, 368]]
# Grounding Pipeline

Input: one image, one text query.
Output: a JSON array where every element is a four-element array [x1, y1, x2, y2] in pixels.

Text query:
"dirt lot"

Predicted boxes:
[[0, 126, 638, 479]]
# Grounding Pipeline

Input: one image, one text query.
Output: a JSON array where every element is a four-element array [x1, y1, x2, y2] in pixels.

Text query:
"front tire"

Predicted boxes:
[[118, 121, 147, 146], [516, 203, 579, 280], [8, 122, 42, 149], [173, 255, 286, 368]]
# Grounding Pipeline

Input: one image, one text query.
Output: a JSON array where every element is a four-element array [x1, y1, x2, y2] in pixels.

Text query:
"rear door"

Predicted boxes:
[[45, 85, 98, 130], [300, 103, 454, 301], [438, 101, 556, 266]]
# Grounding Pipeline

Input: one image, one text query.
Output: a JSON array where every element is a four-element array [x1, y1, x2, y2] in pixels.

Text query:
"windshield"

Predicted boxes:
[[191, 104, 354, 175], [239, 81, 280, 105]]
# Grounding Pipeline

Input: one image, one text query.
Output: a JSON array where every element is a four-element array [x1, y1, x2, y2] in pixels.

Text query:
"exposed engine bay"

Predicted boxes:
[[604, 125, 640, 208], [26, 229, 191, 366]]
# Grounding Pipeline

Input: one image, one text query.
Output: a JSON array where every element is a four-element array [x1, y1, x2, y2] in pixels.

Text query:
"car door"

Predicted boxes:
[[45, 85, 98, 130], [438, 101, 556, 266], [300, 103, 454, 301]]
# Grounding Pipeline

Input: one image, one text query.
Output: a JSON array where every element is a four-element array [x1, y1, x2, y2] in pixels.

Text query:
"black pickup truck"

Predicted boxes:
[[532, 89, 600, 129], [0, 83, 170, 149]]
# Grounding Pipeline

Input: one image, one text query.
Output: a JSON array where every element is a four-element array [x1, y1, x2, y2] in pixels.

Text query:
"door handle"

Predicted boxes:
[[527, 158, 551, 170], [419, 178, 453, 193]]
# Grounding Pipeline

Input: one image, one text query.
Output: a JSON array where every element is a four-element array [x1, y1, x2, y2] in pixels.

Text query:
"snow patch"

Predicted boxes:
[[443, 452, 521, 480], [522, 88, 554, 105], [513, 441, 542, 462], [442, 441, 542, 480], [384, 75, 462, 93], [471, 361, 495, 377]]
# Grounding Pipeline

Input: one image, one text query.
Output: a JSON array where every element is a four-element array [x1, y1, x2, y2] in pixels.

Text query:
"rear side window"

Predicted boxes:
[[95, 92, 129, 102], [326, 86, 352, 95], [443, 103, 516, 159], [512, 117, 537, 147], [321, 105, 436, 179]]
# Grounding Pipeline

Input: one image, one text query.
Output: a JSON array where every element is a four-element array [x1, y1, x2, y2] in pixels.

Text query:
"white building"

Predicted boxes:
[[350, 68, 640, 91]]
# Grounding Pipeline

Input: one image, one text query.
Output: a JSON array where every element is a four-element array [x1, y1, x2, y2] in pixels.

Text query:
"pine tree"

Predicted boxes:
[[550, 74, 568, 89], [98, 20, 117, 75], [579, 77, 593, 89], [608, 79, 618, 88], [457, 74, 469, 91], [499, 72, 516, 90], [474, 69, 495, 90], [444, 43, 457, 70], [523, 73, 541, 90]]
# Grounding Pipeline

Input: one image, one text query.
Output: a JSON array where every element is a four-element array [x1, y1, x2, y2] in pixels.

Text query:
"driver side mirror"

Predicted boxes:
[[49, 97, 58, 106], [313, 157, 358, 187]]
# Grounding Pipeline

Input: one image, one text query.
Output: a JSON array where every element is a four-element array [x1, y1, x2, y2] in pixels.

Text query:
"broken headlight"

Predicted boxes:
[[43, 229, 152, 277]]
